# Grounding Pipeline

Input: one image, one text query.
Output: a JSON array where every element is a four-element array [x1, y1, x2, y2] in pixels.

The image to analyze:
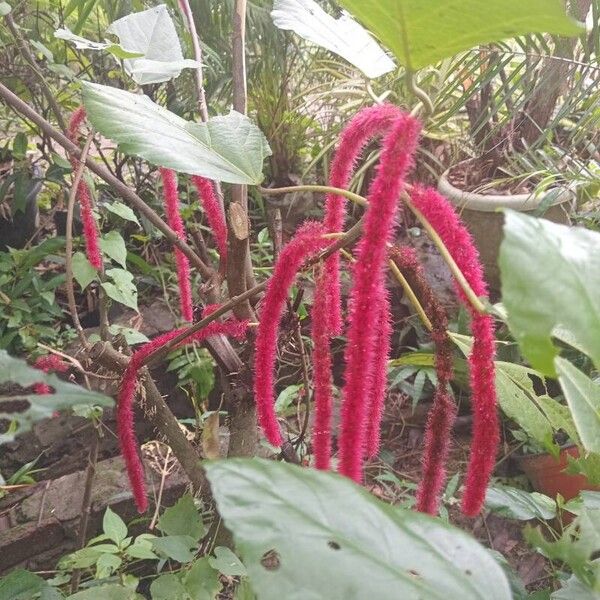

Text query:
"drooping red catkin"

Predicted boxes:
[[254, 221, 329, 447], [322, 104, 403, 336], [68, 108, 102, 271], [409, 186, 498, 516], [311, 264, 334, 470], [362, 283, 393, 459], [191, 176, 228, 265], [337, 109, 420, 483], [390, 245, 457, 516], [32, 354, 69, 395], [160, 168, 193, 322], [118, 317, 249, 513]]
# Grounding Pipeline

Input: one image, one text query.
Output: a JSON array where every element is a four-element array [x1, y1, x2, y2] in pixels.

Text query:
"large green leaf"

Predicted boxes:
[[0, 351, 113, 444], [0, 570, 47, 600], [106, 4, 200, 85], [556, 358, 600, 454], [500, 211, 600, 376], [337, 0, 582, 70], [271, 0, 395, 78], [82, 82, 271, 185], [205, 458, 511, 600], [485, 485, 556, 520]]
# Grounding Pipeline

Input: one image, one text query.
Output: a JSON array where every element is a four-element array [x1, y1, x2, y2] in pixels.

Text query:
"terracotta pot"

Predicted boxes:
[[438, 165, 575, 295], [517, 445, 600, 501]]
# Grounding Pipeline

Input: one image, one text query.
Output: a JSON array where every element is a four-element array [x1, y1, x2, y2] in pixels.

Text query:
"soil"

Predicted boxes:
[[447, 158, 537, 196]]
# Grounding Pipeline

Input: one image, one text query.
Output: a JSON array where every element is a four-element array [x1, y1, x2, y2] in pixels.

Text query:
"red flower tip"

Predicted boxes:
[[390, 245, 457, 516], [409, 186, 498, 516], [34, 354, 69, 373], [118, 318, 249, 513], [191, 176, 228, 266], [68, 106, 87, 142], [160, 168, 194, 322], [337, 108, 420, 483], [254, 221, 329, 447]]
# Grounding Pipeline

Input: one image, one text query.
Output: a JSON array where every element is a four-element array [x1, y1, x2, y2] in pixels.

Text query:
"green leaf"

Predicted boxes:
[[0, 350, 113, 444], [100, 231, 127, 269], [206, 458, 512, 600], [67, 584, 143, 599], [485, 485, 556, 520], [274, 384, 302, 415], [337, 0, 582, 70], [126, 537, 158, 560], [183, 557, 222, 600], [108, 325, 149, 345], [103, 507, 128, 545], [150, 574, 190, 600], [209, 546, 247, 577], [82, 82, 271, 185], [234, 578, 256, 600], [500, 212, 600, 376], [271, 0, 395, 78], [105, 202, 140, 226], [102, 268, 138, 311], [0, 570, 46, 599], [96, 553, 122, 579], [72, 251, 98, 290], [158, 494, 205, 540], [0, 2, 11, 16], [12, 132, 28, 159], [54, 28, 144, 59], [151, 535, 198, 563], [552, 571, 600, 599], [556, 358, 600, 454], [106, 5, 200, 85]]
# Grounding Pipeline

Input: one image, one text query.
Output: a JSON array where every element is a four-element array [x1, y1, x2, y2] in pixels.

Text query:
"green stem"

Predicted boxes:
[[405, 70, 434, 118], [259, 185, 368, 207]]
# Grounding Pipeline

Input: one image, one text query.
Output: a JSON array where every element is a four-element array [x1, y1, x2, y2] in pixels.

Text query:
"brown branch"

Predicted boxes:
[[0, 82, 213, 280]]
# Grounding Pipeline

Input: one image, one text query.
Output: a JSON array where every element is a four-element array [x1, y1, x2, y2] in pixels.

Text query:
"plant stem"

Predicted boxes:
[[388, 259, 433, 331], [259, 184, 368, 207], [403, 193, 487, 314], [405, 69, 434, 118]]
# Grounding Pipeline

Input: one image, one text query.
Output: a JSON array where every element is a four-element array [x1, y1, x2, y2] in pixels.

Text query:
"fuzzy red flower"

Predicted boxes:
[[191, 176, 228, 266], [32, 354, 69, 395], [254, 221, 329, 447], [67, 108, 102, 271], [118, 317, 248, 513], [160, 168, 193, 322], [337, 109, 420, 483], [322, 104, 403, 336], [390, 245, 457, 516], [409, 186, 498, 517]]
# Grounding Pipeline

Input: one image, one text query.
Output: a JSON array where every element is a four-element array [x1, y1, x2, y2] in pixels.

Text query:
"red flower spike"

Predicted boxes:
[[390, 245, 457, 516], [191, 176, 228, 266], [337, 110, 420, 483], [254, 221, 329, 447], [363, 284, 392, 459], [322, 104, 403, 336], [311, 265, 334, 470], [160, 168, 194, 322], [68, 108, 102, 271], [32, 354, 69, 396], [409, 186, 499, 517], [118, 319, 249, 513]]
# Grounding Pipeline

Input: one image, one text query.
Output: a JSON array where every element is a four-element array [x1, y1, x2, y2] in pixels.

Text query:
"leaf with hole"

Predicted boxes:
[[206, 458, 512, 600], [337, 0, 582, 70], [82, 82, 271, 185], [271, 0, 395, 78]]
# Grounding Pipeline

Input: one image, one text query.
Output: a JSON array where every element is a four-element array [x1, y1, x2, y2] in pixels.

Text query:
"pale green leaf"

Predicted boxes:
[[485, 485, 556, 520], [107, 4, 200, 84], [274, 384, 302, 415], [108, 325, 149, 345], [206, 458, 512, 600], [555, 358, 600, 454], [0, 2, 11, 16], [102, 268, 138, 311], [183, 557, 222, 600], [158, 494, 205, 540], [54, 28, 143, 58], [72, 251, 98, 290], [151, 535, 197, 563], [338, 0, 583, 70], [100, 231, 127, 268], [103, 507, 128, 545], [0, 351, 113, 444], [271, 0, 395, 78], [105, 201, 140, 225], [500, 212, 600, 376], [150, 574, 189, 600], [67, 584, 143, 599], [82, 82, 271, 185], [209, 546, 247, 577], [0, 570, 46, 600]]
